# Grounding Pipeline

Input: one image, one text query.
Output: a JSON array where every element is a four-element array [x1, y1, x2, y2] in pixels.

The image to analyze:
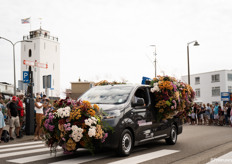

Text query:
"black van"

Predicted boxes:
[[79, 84, 183, 156]]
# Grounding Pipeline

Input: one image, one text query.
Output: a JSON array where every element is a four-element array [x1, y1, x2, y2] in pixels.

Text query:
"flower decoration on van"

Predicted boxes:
[[42, 99, 109, 154], [150, 75, 195, 121], [94, 80, 126, 86]]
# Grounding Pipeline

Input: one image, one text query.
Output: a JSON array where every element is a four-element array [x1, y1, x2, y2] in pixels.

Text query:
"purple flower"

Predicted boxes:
[[48, 125, 55, 131], [101, 133, 108, 143]]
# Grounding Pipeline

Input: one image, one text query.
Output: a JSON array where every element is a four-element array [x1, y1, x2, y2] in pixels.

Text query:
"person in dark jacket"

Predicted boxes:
[[7, 96, 21, 140]]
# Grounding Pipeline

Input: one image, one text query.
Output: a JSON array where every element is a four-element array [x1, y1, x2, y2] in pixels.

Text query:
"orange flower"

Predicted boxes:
[[93, 104, 100, 112], [82, 100, 92, 109], [87, 109, 96, 116]]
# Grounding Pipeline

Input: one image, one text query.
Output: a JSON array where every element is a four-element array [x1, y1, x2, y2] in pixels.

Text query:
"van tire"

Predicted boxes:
[[165, 125, 177, 145], [116, 129, 133, 156]]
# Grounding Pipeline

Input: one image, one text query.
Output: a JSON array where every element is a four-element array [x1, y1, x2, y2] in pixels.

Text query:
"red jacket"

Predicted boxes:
[[16, 97, 24, 117]]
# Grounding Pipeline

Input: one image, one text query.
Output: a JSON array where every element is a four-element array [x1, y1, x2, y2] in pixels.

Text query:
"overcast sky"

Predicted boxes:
[[1, 0, 232, 94]]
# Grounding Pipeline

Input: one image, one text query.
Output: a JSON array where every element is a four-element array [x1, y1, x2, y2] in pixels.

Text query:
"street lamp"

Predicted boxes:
[[187, 40, 200, 85], [0, 37, 32, 95], [150, 45, 157, 77]]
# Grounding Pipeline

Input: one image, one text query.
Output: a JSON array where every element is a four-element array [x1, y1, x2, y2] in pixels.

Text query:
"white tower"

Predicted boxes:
[[21, 28, 60, 97]]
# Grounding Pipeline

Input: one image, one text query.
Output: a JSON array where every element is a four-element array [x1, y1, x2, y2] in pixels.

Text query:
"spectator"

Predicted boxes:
[[210, 104, 214, 125], [230, 104, 232, 127], [201, 104, 206, 125], [227, 104, 231, 125], [205, 103, 211, 125], [0, 96, 6, 143], [7, 96, 21, 140], [197, 104, 203, 125], [16, 94, 24, 127], [191, 108, 196, 125], [218, 106, 224, 126], [43, 98, 51, 115], [213, 102, 219, 125], [34, 96, 44, 141]]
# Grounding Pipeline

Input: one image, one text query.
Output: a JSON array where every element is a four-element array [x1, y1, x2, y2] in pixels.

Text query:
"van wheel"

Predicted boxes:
[[165, 125, 177, 145], [116, 129, 133, 156]]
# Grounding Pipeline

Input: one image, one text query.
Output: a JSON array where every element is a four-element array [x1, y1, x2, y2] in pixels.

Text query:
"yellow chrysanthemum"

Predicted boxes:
[[87, 109, 96, 116], [66, 138, 76, 151]]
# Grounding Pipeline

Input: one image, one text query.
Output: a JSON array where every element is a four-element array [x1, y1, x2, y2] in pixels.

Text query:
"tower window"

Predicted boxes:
[[44, 42, 46, 49], [34, 43, 36, 50], [29, 49, 32, 57], [24, 45, 26, 52]]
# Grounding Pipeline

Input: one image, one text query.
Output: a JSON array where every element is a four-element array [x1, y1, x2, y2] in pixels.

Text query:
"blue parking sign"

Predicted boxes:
[[23, 71, 30, 83]]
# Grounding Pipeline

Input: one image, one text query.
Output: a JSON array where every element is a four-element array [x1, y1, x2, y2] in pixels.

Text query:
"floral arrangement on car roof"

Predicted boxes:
[[41, 98, 109, 154], [150, 75, 195, 121], [94, 80, 126, 86]]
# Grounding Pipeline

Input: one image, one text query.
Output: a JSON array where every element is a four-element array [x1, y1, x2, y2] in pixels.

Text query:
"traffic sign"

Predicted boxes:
[[23, 60, 35, 66], [23, 71, 30, 83], [36, 62, 48, 69], [23, 60, 48, 69], [221, 92, 230, 101]]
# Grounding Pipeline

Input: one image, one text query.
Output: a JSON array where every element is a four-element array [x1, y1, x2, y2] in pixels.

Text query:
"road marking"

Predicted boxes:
[[0, 147, 62, 158], [49, 154, 109, 164], [6, 149, 86, 164], [0, 144, 45, 153], [207, 151, 232, 164], [108, 149, 180, 164], [0, 141, 43, 149]]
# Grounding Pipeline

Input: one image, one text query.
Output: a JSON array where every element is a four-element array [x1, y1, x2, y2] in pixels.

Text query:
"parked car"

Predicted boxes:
[[79, 84, 183, 156]]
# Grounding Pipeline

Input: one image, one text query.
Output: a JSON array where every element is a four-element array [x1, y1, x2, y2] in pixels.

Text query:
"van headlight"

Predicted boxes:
[[103, 110, 121, 119]]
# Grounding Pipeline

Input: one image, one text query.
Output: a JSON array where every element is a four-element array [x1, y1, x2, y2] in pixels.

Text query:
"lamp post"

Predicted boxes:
[[150, 45, 157, 77], [187, 40, 200, 85], [0, 37, 32, 95]]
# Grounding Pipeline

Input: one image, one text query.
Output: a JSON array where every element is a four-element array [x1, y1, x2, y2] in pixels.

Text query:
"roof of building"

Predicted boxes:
[[181, 69, 232, 77]]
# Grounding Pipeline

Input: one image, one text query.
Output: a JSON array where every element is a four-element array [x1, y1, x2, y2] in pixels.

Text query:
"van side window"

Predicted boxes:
[[134, 88, 149, 106]]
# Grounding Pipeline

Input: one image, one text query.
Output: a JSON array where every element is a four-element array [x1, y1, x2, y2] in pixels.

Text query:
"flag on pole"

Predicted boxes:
[[21, 18, 30, 24]]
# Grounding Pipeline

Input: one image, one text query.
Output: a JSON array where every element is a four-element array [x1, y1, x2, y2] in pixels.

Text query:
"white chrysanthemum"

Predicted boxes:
[[71, 125, 83, 142], [150, 83, 160, 93], [84, 118, 92, 126], [88, 126, 96, 137]]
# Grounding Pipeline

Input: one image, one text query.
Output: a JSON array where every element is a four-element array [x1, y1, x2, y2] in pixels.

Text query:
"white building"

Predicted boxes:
[[181, 70, 232, 106], [20, 28, 60, 97]]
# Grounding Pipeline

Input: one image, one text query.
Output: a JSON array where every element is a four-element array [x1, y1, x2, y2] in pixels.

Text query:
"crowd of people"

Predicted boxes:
[[187, 102, 232, 126], [0, 94, 52, 143]]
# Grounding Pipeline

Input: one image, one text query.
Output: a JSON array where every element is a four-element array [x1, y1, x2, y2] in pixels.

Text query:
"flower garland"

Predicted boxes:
[[42, 98, 109, 154], [94, 80, 126, 86], [150, 76, 195, 121]]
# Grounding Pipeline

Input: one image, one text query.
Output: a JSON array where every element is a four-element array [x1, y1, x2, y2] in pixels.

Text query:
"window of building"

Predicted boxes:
[[228, 86, 232, 93], [195, 77, 200, 84], [53, 63, 55, 70], [24, 45, 26, 52], [195, 88, 200, 97], [228, 74, 232, 81], [44, 42, 46, 49], [34, 43, 36, 50], [211, 74, 220, 83], [28, 49, 32, 57], [212, 87, 220, 96]]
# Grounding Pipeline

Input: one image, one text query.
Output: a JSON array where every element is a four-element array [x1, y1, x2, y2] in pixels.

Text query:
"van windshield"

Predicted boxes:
[[79, 85, 133, 104]]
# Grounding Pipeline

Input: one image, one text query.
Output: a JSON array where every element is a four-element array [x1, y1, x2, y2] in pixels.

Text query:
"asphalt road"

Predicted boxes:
[[0, 124, 232, 164]]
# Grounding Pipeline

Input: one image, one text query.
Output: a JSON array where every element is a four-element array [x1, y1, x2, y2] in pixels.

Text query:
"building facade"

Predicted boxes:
[[70, 82, 94, 99], [21, 28, 60, 97], [181, 70, 232, 106]]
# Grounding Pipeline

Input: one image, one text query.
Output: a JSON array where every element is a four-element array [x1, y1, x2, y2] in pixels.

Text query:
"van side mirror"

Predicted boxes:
[[132, 98, 145, 107]]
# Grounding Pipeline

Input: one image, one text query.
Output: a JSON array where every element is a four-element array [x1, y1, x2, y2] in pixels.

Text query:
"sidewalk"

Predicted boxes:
[[1, 125, 34, 145]]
